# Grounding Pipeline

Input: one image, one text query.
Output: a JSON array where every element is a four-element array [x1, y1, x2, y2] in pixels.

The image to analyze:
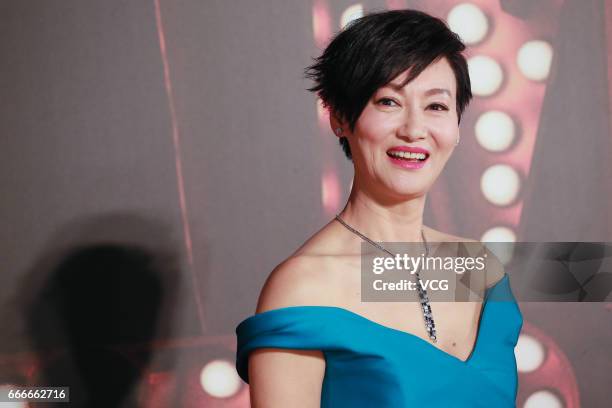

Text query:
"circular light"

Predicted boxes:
[[481, 227, 516, 243], [480, 164, 520, 206], [517, 40, 554, 81], [468, 56, 504, 96], [475, 111, 516, 152], [481, 227, 516, 264], [447, 3, 489, 45], [515, 334, 546, 373], [200, 359, 242, 399], [340, 4, 364, 29], [524, 390, 564, 408]]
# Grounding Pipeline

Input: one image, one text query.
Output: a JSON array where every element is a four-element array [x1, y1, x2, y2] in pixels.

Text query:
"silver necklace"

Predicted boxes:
[[334, 214, 437, 343]]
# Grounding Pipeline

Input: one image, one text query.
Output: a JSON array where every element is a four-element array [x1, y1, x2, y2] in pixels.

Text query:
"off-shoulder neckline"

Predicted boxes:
[[239, 274, 509, 364]]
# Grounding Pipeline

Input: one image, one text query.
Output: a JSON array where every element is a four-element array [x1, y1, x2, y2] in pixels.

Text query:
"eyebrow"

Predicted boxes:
[[424, 88, 452, 97], [383, 84, 452, 97]]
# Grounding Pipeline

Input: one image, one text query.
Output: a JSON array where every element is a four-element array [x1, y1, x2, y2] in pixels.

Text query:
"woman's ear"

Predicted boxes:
[[329, 110, 345, 139]]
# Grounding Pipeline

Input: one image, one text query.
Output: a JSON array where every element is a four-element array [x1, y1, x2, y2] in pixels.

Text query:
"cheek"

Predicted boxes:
[[353, 110, 394, 142], [433, 122, 459, 148]]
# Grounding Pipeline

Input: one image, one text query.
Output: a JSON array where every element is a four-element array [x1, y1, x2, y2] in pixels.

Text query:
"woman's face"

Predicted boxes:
[[344, 57, 460, 200]]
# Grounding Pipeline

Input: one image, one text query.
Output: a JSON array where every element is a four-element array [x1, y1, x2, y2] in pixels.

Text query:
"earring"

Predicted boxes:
[[335, 127, 343, 136], [455, 135, 460, 146]]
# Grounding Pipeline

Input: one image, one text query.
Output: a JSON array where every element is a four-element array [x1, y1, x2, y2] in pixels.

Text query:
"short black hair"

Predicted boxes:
[[305, 9, 472, 160]]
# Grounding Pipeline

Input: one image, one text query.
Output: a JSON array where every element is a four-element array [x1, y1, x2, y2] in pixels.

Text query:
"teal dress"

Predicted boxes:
[[236, 274, 523, 407]]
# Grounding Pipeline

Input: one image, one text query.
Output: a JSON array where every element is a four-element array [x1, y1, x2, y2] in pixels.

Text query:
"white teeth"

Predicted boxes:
[[388, 151, 427, 160]]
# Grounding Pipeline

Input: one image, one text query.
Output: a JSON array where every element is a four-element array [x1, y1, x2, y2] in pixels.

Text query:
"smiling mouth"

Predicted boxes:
[[386, 151, 430, 162]]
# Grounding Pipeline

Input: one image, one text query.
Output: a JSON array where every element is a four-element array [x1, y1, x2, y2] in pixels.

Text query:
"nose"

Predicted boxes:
[[398, 108, 427, 141]]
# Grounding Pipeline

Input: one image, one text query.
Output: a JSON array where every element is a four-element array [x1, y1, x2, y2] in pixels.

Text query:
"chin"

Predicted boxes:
[[388, 185, 429, 199], [389, 177, 432, 192]]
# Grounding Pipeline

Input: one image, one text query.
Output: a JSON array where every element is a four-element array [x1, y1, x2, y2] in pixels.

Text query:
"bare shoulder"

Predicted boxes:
[[255, 254, 339, 314], [250, 257, 329, 406], [256, 220, 357, 314], [479, 245, 506, 288], [423, 226, 504, 288]]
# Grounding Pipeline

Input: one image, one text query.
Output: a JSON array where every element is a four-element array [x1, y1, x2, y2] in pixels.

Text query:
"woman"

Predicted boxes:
[[235, 9, 523, 407]]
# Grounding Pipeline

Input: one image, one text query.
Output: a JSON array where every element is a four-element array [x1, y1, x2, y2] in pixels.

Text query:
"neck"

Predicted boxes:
[[337, 181, 427, 243]]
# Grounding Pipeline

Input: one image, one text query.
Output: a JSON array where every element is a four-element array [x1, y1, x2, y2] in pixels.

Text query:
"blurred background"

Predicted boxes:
[[1, 0, 611, 406]]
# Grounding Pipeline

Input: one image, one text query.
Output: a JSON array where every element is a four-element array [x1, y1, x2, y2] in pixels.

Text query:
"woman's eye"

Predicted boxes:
[[428, 103, 449, 111], [377, 98, 398, 107]]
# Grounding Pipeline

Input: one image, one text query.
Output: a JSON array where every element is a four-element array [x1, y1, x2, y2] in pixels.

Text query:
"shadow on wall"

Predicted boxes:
[[17, 213, 182, 408]]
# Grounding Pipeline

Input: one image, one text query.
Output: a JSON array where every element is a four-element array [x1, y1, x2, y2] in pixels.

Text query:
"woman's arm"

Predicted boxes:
[[249, 348, 325, 407], [248, 257, 327, 407]]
